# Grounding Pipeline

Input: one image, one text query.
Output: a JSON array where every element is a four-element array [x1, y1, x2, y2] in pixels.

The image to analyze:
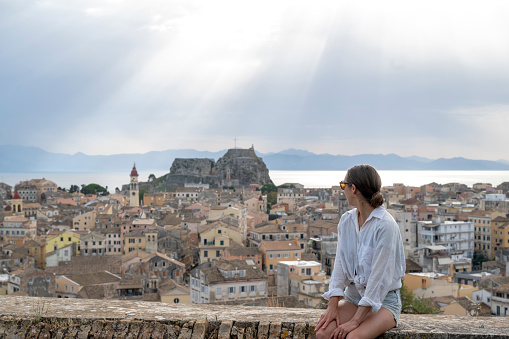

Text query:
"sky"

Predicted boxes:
[[1, 0, 509, 160]]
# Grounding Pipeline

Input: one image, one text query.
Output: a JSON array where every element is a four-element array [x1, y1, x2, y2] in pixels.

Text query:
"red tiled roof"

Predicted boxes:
[[130, 165, 139, 177], [13, 192, 21, 199]]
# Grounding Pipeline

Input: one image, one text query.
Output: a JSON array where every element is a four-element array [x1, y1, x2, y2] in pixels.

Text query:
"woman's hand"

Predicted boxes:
[[314, 297, 341, 332], [330, 319, 360, 339]]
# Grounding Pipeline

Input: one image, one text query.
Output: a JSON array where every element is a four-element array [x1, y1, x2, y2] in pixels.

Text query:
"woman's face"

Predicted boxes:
[[343, 177, 356, 207]]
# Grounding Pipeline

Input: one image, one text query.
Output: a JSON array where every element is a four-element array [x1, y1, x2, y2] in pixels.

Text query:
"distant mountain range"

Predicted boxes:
[[1, 145, 509, 172]]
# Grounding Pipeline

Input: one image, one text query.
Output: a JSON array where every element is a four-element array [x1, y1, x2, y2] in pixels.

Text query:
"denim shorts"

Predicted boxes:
[[343, 284, 401, 326]]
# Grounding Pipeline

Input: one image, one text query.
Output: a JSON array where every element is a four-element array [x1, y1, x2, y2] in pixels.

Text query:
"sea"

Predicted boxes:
[[1, 170, 509, 193]]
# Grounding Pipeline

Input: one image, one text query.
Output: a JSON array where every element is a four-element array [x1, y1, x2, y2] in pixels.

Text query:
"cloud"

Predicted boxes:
[[0, 0, 508, 160]]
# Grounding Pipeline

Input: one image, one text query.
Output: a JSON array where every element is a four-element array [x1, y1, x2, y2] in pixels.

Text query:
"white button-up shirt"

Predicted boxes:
[[322, 205, 405, 313]]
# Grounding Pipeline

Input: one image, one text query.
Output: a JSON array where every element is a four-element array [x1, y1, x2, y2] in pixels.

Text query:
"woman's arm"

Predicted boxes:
[[314, 296, 343, 331], [322, 218, 348, 300], [330, 305, 372, 338]]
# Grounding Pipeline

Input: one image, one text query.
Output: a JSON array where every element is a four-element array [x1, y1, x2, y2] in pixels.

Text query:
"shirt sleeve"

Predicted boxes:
[[322, 218, 347, 300], [358, 217, 400, 313]]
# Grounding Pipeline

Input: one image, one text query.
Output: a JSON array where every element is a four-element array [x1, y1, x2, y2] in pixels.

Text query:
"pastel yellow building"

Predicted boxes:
[[143, 192, 172, 207], [72, 211, 97, 231], [259, 239, 304, 276], [123, 229, 158, 254], [159, 280, 191, 304], [404, 273, 477, 299], [492, 216, 509, 259], [197, 221, 243, 264], [45, 230, 86, 256]]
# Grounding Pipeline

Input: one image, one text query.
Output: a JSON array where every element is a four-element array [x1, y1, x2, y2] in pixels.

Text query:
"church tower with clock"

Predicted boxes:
[[129, 164, 140, 207]]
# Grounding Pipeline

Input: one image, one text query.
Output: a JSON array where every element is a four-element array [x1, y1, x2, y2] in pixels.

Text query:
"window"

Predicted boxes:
[[250, 285, 256, 292], [295, 253, 300, 257], [228, 287, 236, 294], [220, 240, 224, 246], [269, 264, 273, 270], [71, 286, 74, 292], [269, 254, 274, 259], [306, 268, 311, 275], [240, 286, 246, 293], [174, 298, 180, 304], [204, 250, 208, 258], [217, 287, 222, 295], [65, 285, 68, 291], [276, 254, 282, 258], [216, 250, 221, 257]]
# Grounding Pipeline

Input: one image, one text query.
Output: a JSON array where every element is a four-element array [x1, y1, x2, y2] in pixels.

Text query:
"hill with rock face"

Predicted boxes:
[[160, 146, 273, 188]]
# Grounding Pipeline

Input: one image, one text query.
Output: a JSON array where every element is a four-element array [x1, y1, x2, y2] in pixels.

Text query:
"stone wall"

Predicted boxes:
[[0, 296, 508, 338]]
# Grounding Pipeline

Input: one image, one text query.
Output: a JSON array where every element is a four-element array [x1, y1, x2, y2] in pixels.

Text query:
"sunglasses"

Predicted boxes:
[[339, 181, 353, 190]]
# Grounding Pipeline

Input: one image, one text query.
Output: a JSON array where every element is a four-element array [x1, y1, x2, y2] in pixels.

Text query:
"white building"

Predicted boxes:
[[190, 259, 267, 304], [394, 210, 419, 257], [418, 218, 474, 258]]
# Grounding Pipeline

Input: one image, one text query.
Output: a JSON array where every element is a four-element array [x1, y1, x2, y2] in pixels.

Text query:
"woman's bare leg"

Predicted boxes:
[[346, 307, 396, 339], [315, 300, 358, 339]]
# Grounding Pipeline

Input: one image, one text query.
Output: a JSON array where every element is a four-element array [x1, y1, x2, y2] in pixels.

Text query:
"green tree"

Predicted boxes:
[[69, 185, 80, 193], [401, 283, 440, 314], [139, 188, 148, 204], [261, 183, 277, 195], [266, 191, 277, 212], [472, 251, 491, 270], [81, 183, 109, 196], [148, 174, 156, 182]]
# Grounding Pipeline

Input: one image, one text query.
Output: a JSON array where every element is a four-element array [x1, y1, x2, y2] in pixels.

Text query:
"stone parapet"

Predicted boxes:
[[0, 296, 508, 338]]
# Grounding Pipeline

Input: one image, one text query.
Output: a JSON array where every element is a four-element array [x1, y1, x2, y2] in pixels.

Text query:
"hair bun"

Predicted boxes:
[[370, 192, 384, 208]]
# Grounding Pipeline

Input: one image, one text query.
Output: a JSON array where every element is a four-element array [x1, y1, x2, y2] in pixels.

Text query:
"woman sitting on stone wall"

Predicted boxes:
[[315, 164, 405, 339]]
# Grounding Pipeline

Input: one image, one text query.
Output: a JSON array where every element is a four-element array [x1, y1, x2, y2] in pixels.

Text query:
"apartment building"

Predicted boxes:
[[418, 218, 474, 259], [190, 259, 267, 304]]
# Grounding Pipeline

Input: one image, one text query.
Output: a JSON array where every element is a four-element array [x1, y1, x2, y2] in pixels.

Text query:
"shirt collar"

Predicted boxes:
[[370, 205, 386, 219], [363, 205, 386, 224]]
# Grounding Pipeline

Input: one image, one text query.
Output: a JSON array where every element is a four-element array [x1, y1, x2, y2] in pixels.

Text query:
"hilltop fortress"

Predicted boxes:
[[163, 146, 273, 188]]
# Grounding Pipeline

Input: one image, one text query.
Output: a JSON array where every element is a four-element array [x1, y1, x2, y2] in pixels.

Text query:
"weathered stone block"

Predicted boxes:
[[281, 322, 294, 339], [292, 322, 307, 339], [126, 320, 142, 339], [268, 322, 281, 339], [102, 320, 118, 339], [138, 322, 155, 339], [25, 323, 40, 338], [257, 321, 270, 339], [178, 321, 195, 339], [218, 320, 233, 339], [163, 323, 181, 339], [89, 319, 106, 337], [191, 320, 207, 339], [307, 323, 316, 339], [76, 324, 91, 339]]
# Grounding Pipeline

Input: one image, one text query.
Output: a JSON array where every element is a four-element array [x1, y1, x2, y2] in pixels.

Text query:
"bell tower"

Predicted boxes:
[[129, 164, 140, 207]]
